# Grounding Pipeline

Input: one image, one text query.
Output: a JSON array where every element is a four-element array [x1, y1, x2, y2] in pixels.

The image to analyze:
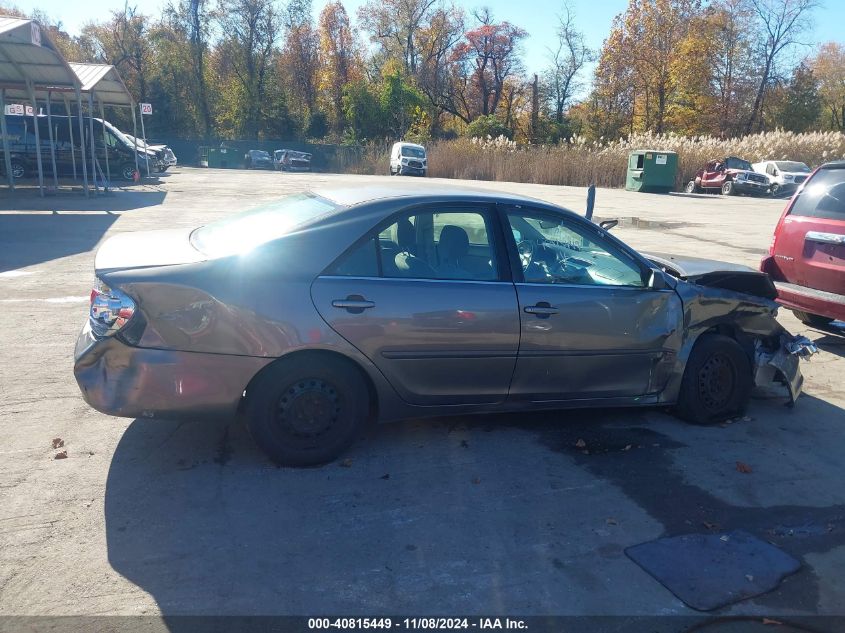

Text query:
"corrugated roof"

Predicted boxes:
[[0, 16, 78, 90], [68, 63, 134, 106]]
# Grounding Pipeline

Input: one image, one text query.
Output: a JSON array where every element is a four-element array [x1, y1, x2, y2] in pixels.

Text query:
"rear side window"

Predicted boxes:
[[791, 168, 845, 220]]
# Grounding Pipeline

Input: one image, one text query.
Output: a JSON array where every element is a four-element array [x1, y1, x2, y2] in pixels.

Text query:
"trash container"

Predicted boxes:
[[625, 149, 678, 193], [201, 146, 237, 169]]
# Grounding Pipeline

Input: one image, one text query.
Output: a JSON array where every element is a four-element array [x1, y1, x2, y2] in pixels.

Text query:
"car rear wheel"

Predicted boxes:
[[675, 334, 752, 425], [10, 160, 25, 179], [792, 310, 834, 327], [244, 356, 369, 466], [721, 181, 735, 196]]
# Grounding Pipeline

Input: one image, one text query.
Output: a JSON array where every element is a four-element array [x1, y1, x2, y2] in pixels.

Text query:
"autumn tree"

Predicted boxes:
[[811, 42, 845, 131], [317, 1, 360, 134], [357, 0, 438, 76], [766, 61, 821, 131], [452, 9, 527, 121], [280, 0, 319, 124], [744, 0, 819, 133], [543, 1, 592, 125]]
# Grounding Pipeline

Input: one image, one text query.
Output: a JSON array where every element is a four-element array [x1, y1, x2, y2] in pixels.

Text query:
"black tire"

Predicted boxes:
[[721, 180, 735, 196], [119, 163, 137, 181], [10, 160, 25, 179], [244, 356, 370, 466], [685, 180, 697, 194], [675, 334, 752, 425], [792, 310, 834, 327], [770, 183, 780, 196]]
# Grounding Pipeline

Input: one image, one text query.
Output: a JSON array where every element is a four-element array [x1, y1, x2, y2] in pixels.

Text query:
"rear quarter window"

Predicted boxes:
[[791, 169, 845, 221]]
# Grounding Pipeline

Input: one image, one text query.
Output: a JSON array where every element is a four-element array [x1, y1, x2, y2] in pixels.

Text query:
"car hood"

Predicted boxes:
[[645, 252, 777, 301], [95, 228, 206, 273]]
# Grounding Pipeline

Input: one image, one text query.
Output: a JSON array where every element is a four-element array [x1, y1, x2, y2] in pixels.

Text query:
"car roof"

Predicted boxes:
[[393, 141, 425, 149], [310, 182, 558, 209]]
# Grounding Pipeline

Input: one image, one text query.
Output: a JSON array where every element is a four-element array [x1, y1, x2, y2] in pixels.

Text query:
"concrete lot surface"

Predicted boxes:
[[0, 169, 843, 623]]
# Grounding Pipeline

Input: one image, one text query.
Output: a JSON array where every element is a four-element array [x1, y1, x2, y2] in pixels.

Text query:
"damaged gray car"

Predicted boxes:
[[73, 184, 817, 466]]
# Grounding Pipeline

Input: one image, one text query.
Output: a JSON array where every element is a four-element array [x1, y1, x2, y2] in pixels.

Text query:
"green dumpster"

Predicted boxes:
[[625, 149, 678, 193], [200, 145, 239, 169]]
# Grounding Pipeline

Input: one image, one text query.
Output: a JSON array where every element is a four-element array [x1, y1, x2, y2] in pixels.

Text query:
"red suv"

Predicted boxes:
[[760, 161, 845, 326]]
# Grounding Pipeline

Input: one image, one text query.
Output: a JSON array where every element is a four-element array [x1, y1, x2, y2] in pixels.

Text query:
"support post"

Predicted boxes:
[[130, 102, 140, 181], [138, 102, 150, 177], [98, 99, 110, 185], [63, 94, 77, 180], [0, 88, 14, 190], [87, 92, 97, 193], [27, 80, 45, 197], [46, 91, 58, 188], [74, 87, 89, 197]]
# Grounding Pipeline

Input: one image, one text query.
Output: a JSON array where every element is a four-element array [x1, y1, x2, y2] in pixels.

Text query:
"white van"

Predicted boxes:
[[389, 141, 427, 176], [752, 160, 812, 196]]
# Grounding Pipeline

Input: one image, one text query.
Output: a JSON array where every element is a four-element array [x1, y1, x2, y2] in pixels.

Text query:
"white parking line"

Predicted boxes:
[[0, 270, 35, 278], [0, 296, 87, 303]]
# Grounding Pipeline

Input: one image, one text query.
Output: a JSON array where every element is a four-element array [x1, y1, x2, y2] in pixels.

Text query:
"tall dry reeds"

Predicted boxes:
[[335, 130, 845, 190]]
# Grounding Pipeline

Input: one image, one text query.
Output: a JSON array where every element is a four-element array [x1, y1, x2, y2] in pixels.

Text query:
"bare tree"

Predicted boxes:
[[543, 1, 592, 124], [744, 0, 819, 133]]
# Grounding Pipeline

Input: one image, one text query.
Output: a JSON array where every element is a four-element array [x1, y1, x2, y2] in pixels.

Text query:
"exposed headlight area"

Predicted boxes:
[[89, 277, 136, 338]]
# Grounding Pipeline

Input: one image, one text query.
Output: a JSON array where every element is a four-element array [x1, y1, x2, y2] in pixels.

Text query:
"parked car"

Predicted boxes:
[[0, 114, 166, 181], [244, 149, 273, 170], [73, 184, 816, 466], [124, 134, 178, 169], [274, 149, 312, 171], [753, 160, 812, 197], [760, 161, 845, 326], [685, 156, 770, 196], [390, 141, 427, 176]]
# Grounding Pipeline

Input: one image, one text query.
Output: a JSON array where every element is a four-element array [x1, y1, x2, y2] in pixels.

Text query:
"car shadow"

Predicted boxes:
[[103, 393, 845, 620], [0, 188, 166, 213], [0, 212, 121, 272]]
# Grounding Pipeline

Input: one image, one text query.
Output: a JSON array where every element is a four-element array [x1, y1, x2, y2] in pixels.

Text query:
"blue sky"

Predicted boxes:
[[31, 0, 845, 78]]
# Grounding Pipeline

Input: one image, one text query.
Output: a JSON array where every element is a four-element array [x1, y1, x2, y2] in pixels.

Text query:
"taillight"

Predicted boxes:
[[89, 276, 136, 338]]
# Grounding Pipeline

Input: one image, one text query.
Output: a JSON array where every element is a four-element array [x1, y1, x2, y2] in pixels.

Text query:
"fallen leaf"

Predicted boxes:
[[742, 416, 752, 422], [720, 535, 730, 542], [606, 518, 618, 526], [622, 444, 632, 451], [52, 438, 64, 449], [702, 521, 720, 530], [339, 459, 353, 468], [471, 477, 481, 484], [736, 461, 753, 474], [745, 574, 754, 582], [54, 451, 67, 460], [380, 473, 390, 480], [575, 439, 586, 449], [762, 618, 783, 626]]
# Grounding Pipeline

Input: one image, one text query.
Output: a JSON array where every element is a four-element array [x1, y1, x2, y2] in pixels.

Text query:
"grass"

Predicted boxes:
[[333, 130, 845, 190]]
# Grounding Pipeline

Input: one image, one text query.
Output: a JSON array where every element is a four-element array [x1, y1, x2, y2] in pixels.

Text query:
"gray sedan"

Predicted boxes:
[[74, 184, 816, 466]]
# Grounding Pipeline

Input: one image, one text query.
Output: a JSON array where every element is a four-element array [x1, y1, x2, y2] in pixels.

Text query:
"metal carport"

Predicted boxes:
[[0, 15, 90, 197], [69, 62, 143, 184]]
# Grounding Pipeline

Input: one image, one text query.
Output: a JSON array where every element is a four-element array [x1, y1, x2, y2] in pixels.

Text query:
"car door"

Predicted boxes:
[[502, 206, 684, 402], [311, 204, 520, 406], [701, 161, 722, 188], [772, 166, 845, 295]]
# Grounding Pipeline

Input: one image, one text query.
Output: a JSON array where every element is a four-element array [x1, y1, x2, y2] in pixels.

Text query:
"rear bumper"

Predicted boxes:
[[773, 280, 845, 322], [73, 322, 272, 419]]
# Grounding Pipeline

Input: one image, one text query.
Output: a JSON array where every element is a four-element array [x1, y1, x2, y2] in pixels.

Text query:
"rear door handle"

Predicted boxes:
[[332, 295, 375, 313], [805, 231, 845, 245], [524, 302, 559, 317]]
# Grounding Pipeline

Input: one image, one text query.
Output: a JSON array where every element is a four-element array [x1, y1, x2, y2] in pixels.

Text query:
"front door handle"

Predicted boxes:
[[332, 295, 375, 313], [524, 302, 559, 318]]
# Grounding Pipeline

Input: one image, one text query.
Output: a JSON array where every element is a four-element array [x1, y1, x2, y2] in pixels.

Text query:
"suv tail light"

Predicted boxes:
[[89, 277, 136, 338]]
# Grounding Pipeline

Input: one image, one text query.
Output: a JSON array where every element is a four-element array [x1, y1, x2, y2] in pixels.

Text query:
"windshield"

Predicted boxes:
[[401, 146, 426, 158], [102, 119, 134, 149], [775, 161, 811, 173], [190, 193, 340, 257], [725, 157, 753, 171]]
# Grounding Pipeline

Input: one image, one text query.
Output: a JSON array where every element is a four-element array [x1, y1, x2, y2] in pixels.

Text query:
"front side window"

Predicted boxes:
[[507, 211, 645, 287], [790, 168, 845, 220], [329, 208, 498, 281]]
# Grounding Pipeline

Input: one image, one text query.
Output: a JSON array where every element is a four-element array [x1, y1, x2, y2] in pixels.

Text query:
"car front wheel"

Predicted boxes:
[[119, 163, 137, 181], [721, 181, 735, 196], [685, 180, 697, 193], [675, 334, 752, 425], [10, 160, 25, 179], [244, 355, 370, 466], [792, 310, 834, 327]]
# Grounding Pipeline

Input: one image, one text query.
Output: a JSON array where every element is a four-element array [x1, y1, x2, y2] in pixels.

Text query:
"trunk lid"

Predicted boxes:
[[94, 228, 206, 273]]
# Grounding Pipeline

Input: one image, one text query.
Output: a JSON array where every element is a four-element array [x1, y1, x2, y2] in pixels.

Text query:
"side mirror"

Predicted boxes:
[[599, 219, 618, 231], [648, 269, 669, 290]]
